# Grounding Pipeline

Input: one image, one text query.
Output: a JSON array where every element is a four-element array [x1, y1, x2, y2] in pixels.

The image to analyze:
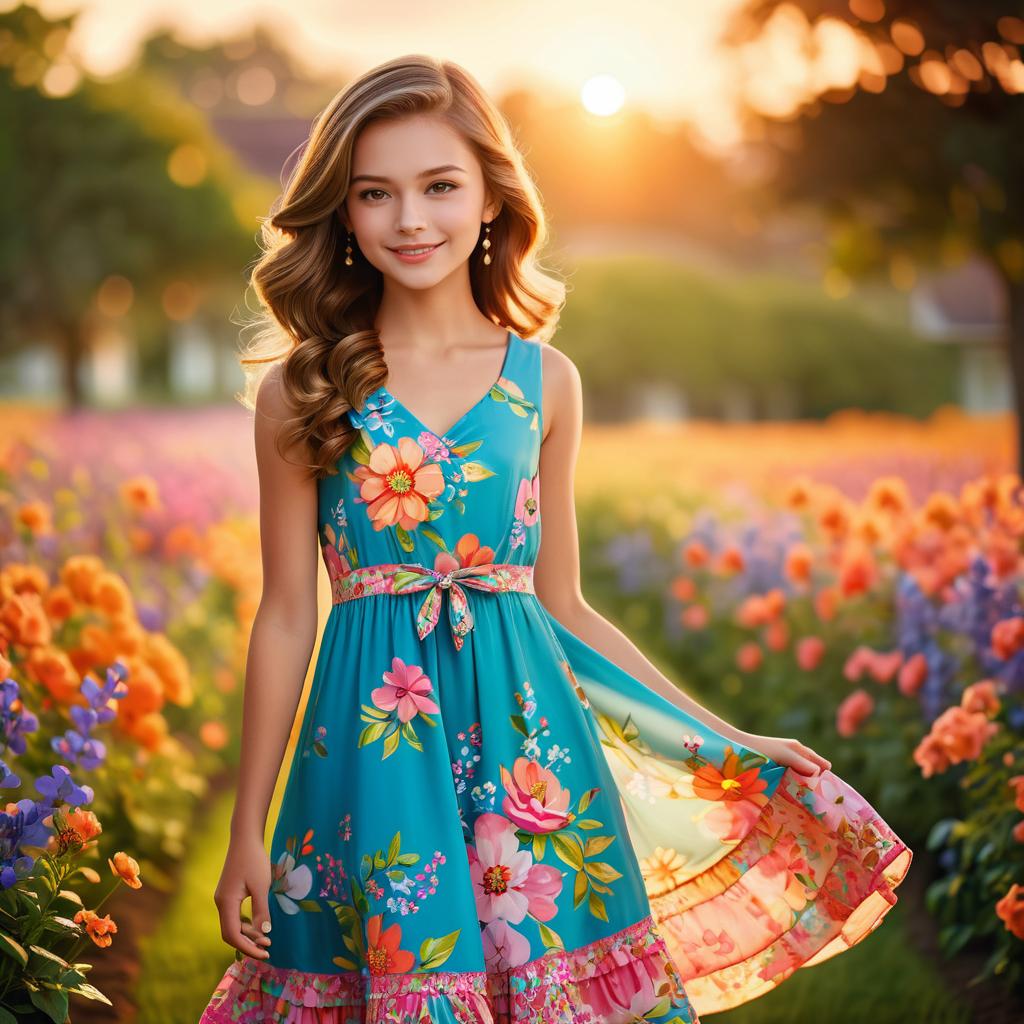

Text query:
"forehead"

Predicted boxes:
[[351, 115, 476, 180]]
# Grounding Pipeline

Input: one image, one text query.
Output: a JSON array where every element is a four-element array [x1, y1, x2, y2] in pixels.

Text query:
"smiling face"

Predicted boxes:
[[340, 114, 498, 289]]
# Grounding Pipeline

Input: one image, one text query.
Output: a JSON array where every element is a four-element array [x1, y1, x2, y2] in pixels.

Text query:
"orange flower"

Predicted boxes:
[[353, 438, 445, 531], [960, 680, 1001, 718], [692, 746, 768, 805], [921, 492, 960, 531], [670, 576, 696, 601], [163, 523, 203, 560], [1008, 775, 1024, 814], [365, 914, 415, 974], [683, 541, 709, 568], [0, 591, 52, 648], [200, 720, 229, 750], [837, 689, 874, 737], [0, 564, 49, 599], [912, 706, 999, 778], [837, 543, 876, 598], [784, 543, 813, 585], [74, 909, 118, 948], [143, 633, 193, 706], [16, 500, 53, 536], [108, 851, 142, 889], [866, 476, 911, 517], [736, 642, 763, 672], [992, 618, 1024, 661], [1013, 820, 1024, 845], [43, 584, 75, 622], [60, 555, 105, 604], [995, 883, 1024, 940], [24, 646, 79, 703], [716, 545, 745, 575], [66, 808, 102, 846], [119, 475, 161, 513], [814, 586, 838, 622], [91, 572, 134, 618]]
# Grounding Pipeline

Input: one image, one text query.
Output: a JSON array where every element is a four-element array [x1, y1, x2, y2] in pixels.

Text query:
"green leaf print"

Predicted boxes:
[[588, 889, 609, 922], [418, 929, 461, 971], [395, 524, 415, 553], [537, 921, 565, 952], [419, 525, 447, 549], [551, 832, 585, 870], [460, 462, 495, 482], [583, 834, 616, 857]]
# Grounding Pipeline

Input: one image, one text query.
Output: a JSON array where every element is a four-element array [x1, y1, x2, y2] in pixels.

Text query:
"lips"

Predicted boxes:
[[390, 243, 443, 253]]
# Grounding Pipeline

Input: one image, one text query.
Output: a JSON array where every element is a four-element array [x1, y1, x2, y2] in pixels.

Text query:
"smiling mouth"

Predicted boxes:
[[389, 243, 444, 254]]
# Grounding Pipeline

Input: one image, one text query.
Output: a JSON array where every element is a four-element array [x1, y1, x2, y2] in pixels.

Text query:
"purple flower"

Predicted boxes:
[[1, 759, 20, 789], [0, 798, 50, 888], [1, 677, 39, 756], [33, 764, 94, 809]]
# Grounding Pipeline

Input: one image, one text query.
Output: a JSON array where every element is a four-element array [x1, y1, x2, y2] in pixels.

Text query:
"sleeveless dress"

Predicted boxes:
[[199, 331, 912, 1024]]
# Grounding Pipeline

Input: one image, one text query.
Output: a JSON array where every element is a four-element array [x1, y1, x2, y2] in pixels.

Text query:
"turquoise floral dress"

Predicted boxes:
[[200, 331, 912, 1024]]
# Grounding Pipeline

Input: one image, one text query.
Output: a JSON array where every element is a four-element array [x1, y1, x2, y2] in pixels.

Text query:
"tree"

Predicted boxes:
[[724, 2, 1024, 467], [0, 4, 264, 406]]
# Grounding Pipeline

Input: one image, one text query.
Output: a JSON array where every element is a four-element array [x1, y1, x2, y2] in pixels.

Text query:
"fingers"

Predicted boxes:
[[241, 920, 272, 956], [251, 888, 273, 940], [215, 891, 273, 961]]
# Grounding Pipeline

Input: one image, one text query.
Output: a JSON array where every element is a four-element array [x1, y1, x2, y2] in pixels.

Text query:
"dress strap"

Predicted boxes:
[[503, 331, 542, 431]]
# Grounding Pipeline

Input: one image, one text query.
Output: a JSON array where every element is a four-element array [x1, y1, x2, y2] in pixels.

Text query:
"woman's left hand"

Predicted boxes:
[[740, 733, 831, 777]]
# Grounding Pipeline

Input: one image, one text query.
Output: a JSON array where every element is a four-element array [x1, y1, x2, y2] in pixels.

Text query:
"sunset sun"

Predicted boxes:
[[581, 73, 626, 115]]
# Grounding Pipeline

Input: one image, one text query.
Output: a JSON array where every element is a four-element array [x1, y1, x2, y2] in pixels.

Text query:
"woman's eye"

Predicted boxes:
[[358, 182, 457, 202]]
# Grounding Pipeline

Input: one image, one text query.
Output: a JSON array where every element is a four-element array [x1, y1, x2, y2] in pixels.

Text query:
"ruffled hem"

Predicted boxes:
[[650, 765, 913, 1015], [198, 913, 700, 1024]]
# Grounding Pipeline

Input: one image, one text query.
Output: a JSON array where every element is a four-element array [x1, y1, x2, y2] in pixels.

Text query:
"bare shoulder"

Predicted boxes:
[[255, 362, 299, 422], [536, 340, 581, 440]]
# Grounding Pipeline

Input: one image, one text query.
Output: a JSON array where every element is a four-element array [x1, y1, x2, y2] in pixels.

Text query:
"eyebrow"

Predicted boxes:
[[350, 164, 467, 184]]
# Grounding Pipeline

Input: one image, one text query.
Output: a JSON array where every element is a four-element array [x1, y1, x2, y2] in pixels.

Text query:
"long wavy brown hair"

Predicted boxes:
[[235, 53, 565, 480]]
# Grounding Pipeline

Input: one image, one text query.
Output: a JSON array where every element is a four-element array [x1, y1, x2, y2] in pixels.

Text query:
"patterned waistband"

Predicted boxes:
[[331, 561, 535, 651]]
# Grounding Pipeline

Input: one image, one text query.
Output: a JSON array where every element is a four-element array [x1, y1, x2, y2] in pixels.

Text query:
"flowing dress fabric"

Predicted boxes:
[[200, 332, 912, 1024]]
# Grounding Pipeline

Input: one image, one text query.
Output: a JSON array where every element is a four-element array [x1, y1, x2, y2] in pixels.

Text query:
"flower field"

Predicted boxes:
[[0, 401, 1020, 1019]]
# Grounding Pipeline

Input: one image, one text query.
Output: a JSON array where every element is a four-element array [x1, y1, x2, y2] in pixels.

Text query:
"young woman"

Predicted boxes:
[[199, 53, 911, 1024]]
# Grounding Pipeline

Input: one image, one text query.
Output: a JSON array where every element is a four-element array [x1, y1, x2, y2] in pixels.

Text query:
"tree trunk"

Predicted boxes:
[[1007, 278, 1024, 478], [58, 319, 84, 410]]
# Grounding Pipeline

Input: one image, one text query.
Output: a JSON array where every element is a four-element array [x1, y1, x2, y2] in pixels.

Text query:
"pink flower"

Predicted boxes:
[[960, 679, 1001, 717], [467, 813, 563, 926], [898, 652, 928, 697], [736, 642, 763, 672], [499, 758, 571, 833], [480, 918, 532, 971], [371, 657, 440, 723], [515, 474, 540, 526], [796, 636, 825, 671], [836, 688, 874, 737]]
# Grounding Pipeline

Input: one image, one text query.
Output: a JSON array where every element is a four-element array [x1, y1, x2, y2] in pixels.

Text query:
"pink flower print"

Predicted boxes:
[[371, 657, 440, 723], [467, 813, 564, 925], [499, 757, 571, 833], [321, 541, 349, 581], [481, 917, 532, 971], [515, 474, 540, 526]]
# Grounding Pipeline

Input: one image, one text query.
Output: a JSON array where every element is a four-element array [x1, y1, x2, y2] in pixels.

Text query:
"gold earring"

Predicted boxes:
[[344, 230, 354, 266], [482, 223, 492, 266]]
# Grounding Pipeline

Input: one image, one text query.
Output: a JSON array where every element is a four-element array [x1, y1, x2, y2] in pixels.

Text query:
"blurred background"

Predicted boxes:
[[1, 1, 1022, 1021]]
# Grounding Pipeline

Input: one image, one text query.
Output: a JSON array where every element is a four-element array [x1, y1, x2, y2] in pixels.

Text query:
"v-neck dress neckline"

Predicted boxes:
[[373, 329, 517, 443]]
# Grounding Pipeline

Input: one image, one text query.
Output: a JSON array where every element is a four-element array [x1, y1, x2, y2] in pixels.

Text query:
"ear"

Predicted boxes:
[[335, 206, 351, 233]]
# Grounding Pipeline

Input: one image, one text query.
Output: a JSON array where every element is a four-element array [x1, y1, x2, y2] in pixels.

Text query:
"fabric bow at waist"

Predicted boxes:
[[331, 561, 535, 650]]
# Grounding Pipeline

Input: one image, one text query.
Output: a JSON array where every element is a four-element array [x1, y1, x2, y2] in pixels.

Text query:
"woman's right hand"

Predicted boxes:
[[213, 834, 274, 961]]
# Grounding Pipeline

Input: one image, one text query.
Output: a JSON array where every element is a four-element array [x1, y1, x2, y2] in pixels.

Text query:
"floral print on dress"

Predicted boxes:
[[359, 656, 440, 759]]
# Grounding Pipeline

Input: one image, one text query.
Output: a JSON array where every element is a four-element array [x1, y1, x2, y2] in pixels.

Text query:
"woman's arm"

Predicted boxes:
[[229, 367, 321, 842], [532, 346, 830, 777]]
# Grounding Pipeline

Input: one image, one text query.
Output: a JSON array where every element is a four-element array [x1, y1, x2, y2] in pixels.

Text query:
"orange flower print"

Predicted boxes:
[[695, 747, 770, 842], [433, 534, 495, 576], [365, 914, 416, 974], [641, 846, 689, 898], [692, 746, 769, 805], [353, 438, 445, 531]]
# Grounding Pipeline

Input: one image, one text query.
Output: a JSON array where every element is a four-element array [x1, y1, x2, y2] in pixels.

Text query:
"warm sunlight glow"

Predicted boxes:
[[581, 73, 626, 116]]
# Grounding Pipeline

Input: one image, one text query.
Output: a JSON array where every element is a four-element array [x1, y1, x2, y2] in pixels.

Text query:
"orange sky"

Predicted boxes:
[[23, 0, 754, 144]]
